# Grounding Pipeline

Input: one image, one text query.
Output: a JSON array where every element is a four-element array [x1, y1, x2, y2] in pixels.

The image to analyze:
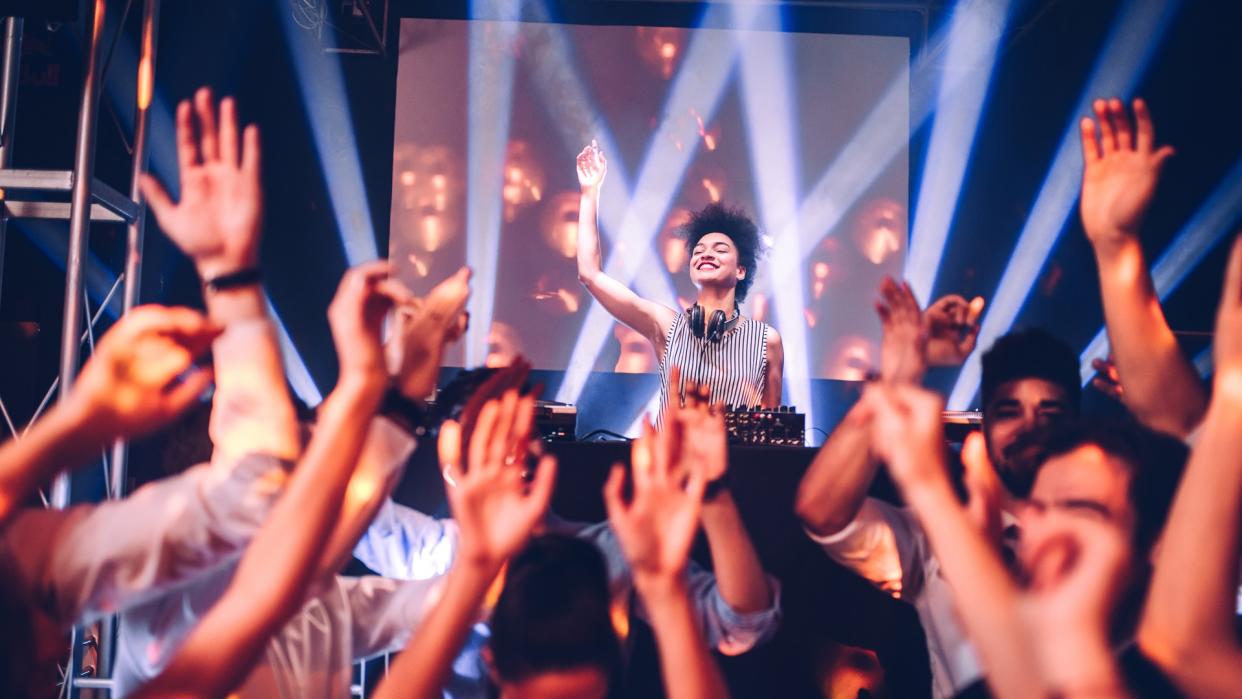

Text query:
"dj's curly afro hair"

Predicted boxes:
[[678, 202, 764, 302]]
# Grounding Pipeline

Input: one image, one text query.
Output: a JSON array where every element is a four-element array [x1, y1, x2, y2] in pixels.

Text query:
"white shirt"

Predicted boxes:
[[807, 498, 982, 699]]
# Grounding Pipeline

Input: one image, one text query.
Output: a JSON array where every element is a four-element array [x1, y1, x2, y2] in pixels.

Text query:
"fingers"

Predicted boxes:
[[438, 420, 463, 473], [507, 394, 536, 464], [485, 390, 520, 470], [1080, 117, 1101, 167], [1092, 100, 1116, 153], [631, 420, 656, 491], [240, 125, 261, 178], [139, 174, 175, 224], [219, 96, 239, 167], [1107, 98, 1132, 150], [602, 462, 629, 522], [175, 100, 199, 173], [1133, 98, 1155, 152], [160, 366, 213, 419], [468, 400, 499, 474], [526, 454, 558, 514], [961, 431, 994, 483], [965, 296, 986, 326], [194, 87, 219, 163]]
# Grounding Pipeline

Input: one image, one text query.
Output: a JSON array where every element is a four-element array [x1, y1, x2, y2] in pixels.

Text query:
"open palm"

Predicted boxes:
[[141, 88, 263, 277], [604, 420, 706, 580], [576, 140, 607, 190], [1080, 98, 1174, 247]]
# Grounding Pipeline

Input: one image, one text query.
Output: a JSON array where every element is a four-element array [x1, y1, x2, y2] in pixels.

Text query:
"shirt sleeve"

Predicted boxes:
[[343, 574, 447, 660], [804, 497, 931, 600], [42, 452, 289, 625], [353, 499, 459, 580]]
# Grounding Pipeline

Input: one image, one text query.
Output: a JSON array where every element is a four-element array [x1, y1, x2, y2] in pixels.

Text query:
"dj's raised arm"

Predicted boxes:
[[578, 139, 782, 413], [576, 141, 678, 353]]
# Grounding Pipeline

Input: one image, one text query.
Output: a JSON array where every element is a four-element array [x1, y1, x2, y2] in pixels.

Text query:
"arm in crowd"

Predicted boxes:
[[1138, 234, 1242, 697], [312, 266, 470, 579], [371, 390, 556, 699], [672, 367, 773, 616], [0, 307, 216, 527], [867, 385, 1129, 699], [575, 141, 676, 349], [132, 263, 398, 699], [795, 278, 983, 540], [1079, 98, 1207, 438], [606, 414, 731, 699], [142, 87, 300, 466]]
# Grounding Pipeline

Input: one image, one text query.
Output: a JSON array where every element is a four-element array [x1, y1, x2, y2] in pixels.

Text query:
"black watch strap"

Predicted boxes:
[[380, 386, 431, 438], [203, 267, 262, 293]]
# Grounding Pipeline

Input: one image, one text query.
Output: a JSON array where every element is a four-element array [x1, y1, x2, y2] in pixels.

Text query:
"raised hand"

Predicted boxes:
[[960, 432, 1006, 548], [386, 267, 471, 400], [925, 294, 985, 366], [440, 391, 556, 570], [862, 383, 948, 490], [327, 261, 412, 383], [141, 88, 263, 279], [1080, 98, 1174, 250], [668, 366, 728, 482], [576, 139, 607, 192], [604, 417, 707, 587], [72, 305, 220, 440], [1090, 356, 1125, 402], [875, 276, 927, 384]]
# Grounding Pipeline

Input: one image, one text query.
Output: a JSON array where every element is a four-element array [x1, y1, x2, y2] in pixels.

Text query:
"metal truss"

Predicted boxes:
[[0, 0, 160, 695]]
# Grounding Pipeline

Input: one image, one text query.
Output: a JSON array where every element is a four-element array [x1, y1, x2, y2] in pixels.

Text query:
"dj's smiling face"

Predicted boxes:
[[689, 232, 746, 289]]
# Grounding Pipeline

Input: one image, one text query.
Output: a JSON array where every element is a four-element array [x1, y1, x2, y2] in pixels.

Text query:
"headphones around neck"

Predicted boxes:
[[687, 304, 740, 343]]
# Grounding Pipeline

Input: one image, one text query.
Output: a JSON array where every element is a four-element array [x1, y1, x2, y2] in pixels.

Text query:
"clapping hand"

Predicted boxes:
[[387, 267, 472, 400]]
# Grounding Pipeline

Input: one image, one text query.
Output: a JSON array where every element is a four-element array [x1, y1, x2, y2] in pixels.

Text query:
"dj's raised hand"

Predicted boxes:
[[387, 267, 471, 400], [442, 392, 556, 570], [1080, 98, 1174, 251], [604, 418, 707, 589], [328, 261, 411, 384], [925, 294, 985, 367], [576, 140, 607, 193], [72, 305, 220, 441], [141, 88, 263, 279]]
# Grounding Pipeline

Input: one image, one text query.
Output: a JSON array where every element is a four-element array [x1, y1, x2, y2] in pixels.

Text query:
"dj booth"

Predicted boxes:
[[384, 437, 936, 699]]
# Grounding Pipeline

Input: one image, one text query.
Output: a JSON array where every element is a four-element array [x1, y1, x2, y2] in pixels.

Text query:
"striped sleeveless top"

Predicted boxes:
[[657, 311, 770, 422]]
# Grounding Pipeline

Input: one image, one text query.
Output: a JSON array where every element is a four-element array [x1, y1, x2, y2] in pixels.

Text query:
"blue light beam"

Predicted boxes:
[[1078, 156, 1242, 383], [948, 0, 1182, 410], [905, 0, 1012, 302]]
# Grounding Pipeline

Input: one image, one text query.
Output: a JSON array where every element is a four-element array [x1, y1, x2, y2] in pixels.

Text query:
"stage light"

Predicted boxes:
[[556, 3, 763, 405], [948, 0, 1183, 410], [1077, 156, 1242, 384], [905, 0, 1012, 303], [461, 0, 523, 367], [266, 295, 323, 406], [277, 0, 379, 267], [735, 2, 812, 425]]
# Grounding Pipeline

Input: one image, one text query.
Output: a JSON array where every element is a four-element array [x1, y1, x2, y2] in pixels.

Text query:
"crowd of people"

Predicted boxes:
[[0, 85, 1239, 699]]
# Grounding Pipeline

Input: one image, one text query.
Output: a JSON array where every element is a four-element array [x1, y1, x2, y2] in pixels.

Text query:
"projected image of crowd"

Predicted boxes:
[[2, 84, 1241, 699]]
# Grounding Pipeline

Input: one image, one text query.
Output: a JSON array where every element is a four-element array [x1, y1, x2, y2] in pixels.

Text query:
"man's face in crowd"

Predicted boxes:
[[983, 378, 1073, 495], [1016, 444, 1138, 582]]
